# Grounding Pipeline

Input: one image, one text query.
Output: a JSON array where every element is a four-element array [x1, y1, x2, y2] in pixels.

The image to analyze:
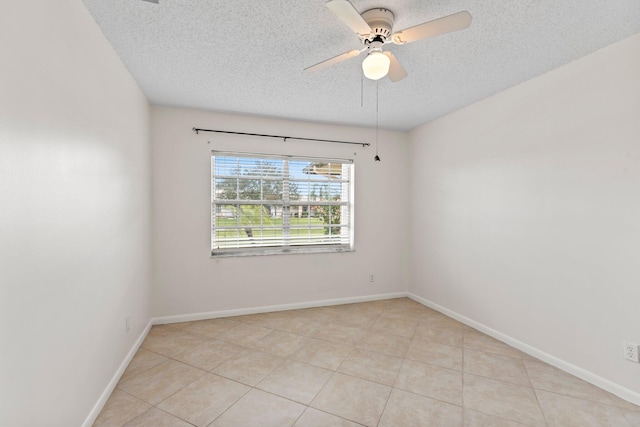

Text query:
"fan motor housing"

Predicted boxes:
[[360, 8, 394, 41]]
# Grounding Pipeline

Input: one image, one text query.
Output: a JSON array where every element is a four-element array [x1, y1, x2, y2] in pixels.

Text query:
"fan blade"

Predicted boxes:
[[391, 11, 471, 45], [326, 0, 372, 37], [383, 52, 408, 82], [304, 49, 362, 73]]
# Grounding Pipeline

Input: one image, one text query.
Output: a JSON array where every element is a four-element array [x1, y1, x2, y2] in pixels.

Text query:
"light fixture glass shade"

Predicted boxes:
[[362, 51, 390, 80]]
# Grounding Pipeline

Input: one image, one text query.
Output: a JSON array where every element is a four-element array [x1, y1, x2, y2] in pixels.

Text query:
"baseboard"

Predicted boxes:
[[81, 319, 153, 427], [152, 292, 409, 325], [407, 292, 640, 407]]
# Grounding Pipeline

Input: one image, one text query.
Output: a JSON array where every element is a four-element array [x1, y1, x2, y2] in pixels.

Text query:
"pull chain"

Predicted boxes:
[[360, 72, 364, 108], [374, 80, 381, 161]]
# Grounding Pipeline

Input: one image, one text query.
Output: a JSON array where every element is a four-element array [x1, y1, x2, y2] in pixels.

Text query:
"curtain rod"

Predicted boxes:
[[192, 127, 370, 147]]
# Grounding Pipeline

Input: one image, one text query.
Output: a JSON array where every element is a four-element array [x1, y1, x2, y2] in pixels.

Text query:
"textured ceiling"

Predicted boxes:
[[82, 0, 640, 131]]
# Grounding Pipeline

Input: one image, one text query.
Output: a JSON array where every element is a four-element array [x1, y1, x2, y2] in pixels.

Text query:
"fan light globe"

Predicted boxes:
[[362, 51, 390, 80]]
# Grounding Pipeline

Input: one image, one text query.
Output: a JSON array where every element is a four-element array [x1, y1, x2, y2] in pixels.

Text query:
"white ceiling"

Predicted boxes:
[[82, 0, 640, 131]]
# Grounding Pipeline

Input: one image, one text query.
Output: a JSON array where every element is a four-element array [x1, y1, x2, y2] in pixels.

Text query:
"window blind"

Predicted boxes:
[[211, 152, 354, 256]]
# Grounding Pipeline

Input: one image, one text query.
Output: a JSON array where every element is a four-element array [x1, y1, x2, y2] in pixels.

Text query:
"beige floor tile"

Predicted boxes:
[[371, 315, 419, 338], [335, 309, 381, 329], [293, 407, 364, 427], [606, 392, 640, 411], [180, 318, 240, 337], [257, 360, 333, 404], [93, 389, 151, 427], [536, 389, 632, 427], [215, 323, 272, 347], [464, 349, 530, 386], [357, 331, 411, 358], [141, 328, 207, 358], [463, 330, 525, 359], [381, 297, 414, 306], [288, 309, 314, 319], [378, 388, 462, 427], [173, 339, 244, 371], [383, 307, 431, 322], [209, 388, 306, 427], [343, 302, 384, 313], [123, 407, 192, 427], [356, 300, 395, 311], [622, 409, 640, 426], [119, 349, 168, 383], [383, 303, 437, 320], [232, 310, 300, 329], [157, 373, 250, 427], [212, 348, 283, 386], [395, 359, 463, 405], [406, 337, 462, 370], [142, 324, 170, 338], [338, 348, 403, 386], [100, 299, 630, 427], [252, 330, 312, 357], [524, 359, 613, 404], [521, 352, 542, 361], [290, 339, 352, 370], [463, 408, 532, 426], [414, 319, 465, 347], [117, 359, 205, 405], [429, 313, 467, 328], [311, 322, 366, 345], [275, 316, 323, 337], [311, 373, 391, 426], [148, 323, 190, 332], [463, 374, 546, 427], [301, 305, 350, 323]]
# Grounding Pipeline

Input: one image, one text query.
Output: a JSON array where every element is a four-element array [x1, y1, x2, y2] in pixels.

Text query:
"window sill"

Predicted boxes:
[[211, 245, 354, 258]]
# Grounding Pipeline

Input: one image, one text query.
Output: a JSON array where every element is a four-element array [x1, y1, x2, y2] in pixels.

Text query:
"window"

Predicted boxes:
[[211, 151, 354, 256]]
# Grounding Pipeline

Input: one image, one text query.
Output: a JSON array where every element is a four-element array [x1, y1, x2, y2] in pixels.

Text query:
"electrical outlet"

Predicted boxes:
[[623, 341, 639, 362], [125, 315, 131, 333], [368, 273, 375, 282]]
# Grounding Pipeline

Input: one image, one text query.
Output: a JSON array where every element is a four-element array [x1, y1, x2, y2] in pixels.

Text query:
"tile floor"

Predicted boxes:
[[94, 298, 640, 426]]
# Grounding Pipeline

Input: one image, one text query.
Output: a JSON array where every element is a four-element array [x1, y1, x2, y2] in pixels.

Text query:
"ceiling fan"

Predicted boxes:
[[305, 0, 472, 82]]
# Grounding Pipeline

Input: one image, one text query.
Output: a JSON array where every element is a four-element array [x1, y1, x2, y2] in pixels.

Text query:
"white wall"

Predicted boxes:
[[0, 1, 152, 426], [152, 106, 410, 317], [409, 33, 640, 399]]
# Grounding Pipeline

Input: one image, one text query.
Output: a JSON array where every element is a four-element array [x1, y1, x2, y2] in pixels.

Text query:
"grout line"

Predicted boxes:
[[522, 357, 536, 389], [154, 406, 197, 426], [465, 407, 540, 427], [289, 406, 306, 427], [521, 361, 549, 426], [375, 355, 409, 427], [531, 387, 550, 427], [533, 387, 638, 411], [375, 387, 393, 427], [461, 342, 466, 425], [204, 384, 253, 426], [103, 389, 154, 426], [621, 408, 640, 426]]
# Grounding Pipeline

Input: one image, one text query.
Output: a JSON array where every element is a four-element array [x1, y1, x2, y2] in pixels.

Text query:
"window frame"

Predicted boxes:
[[211, 151, 355, 257]]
